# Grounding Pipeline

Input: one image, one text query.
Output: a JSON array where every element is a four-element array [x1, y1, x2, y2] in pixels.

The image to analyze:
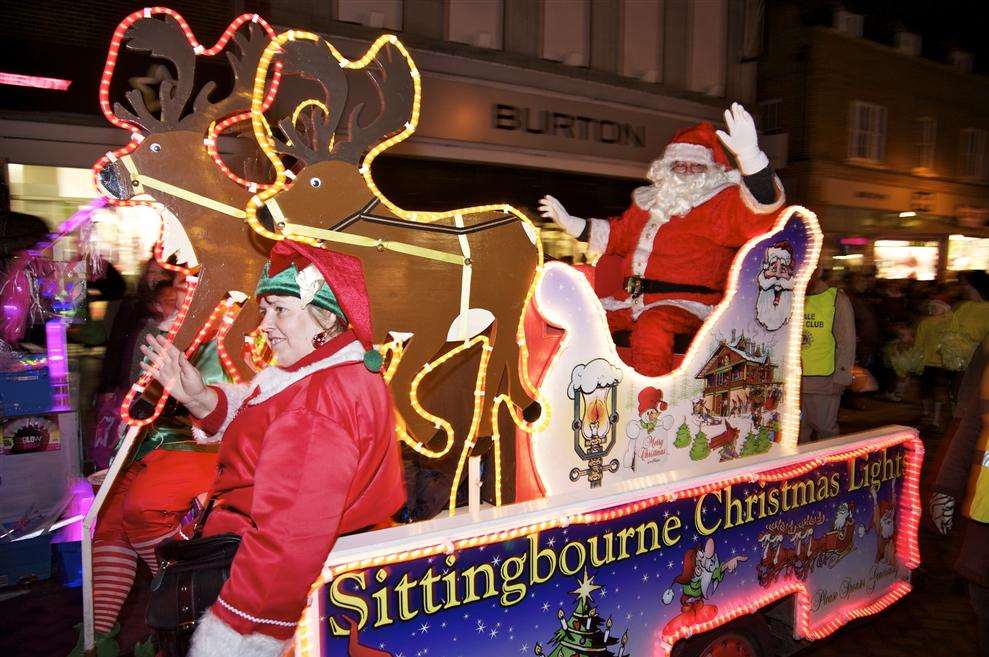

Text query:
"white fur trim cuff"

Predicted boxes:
[[195, 382, 251, 444], [739, 174, 785, 215], [188, 609, 291, 657], [587, 218, 610, 257]]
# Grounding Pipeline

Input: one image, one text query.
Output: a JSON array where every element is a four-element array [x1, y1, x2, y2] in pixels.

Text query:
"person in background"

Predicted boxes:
[[91, 259, 174, 471], [930, 336, 989, 657], [844, 272, 880, 409], [73, 279, 228, 657], [912, 294, 958, 429], [799, 266, 856, 443]]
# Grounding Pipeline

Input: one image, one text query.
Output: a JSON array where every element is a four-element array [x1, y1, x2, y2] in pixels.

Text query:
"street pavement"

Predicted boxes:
[[0, 392, 979, 656]]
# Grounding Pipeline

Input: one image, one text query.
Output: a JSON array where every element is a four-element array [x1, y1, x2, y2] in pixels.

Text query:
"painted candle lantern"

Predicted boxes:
[[567, 358, 623, 488]]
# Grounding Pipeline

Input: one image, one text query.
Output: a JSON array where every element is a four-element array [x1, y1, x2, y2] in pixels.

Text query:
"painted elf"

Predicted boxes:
[[623, 386, 671, 470], [662, 537, 747, 613], [539, 103, 784, 375]]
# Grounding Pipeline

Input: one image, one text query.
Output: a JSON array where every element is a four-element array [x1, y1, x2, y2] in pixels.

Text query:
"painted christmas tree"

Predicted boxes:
[[674, 421, 691, 448], [688, 430, 710, 461], [534, 570, 629, 657]]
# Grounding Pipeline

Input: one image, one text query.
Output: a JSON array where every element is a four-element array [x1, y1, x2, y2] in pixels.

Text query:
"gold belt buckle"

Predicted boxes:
[[624, 276, 643, 298]]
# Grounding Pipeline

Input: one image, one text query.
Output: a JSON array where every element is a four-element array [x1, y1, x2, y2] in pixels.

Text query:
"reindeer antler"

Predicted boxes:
[[113, 15, 196, 131], [332, 42, 414, 164], [191, 21, 272, 126], [112, 16, 273, 133], [269, 39, 350, 166]]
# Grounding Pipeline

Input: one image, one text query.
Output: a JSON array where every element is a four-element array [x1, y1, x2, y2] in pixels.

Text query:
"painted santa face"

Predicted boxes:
[[879, 509, 895, 539], [834, 503, 850, 530], [258, 294, 325, 367], [756, 259, 795, 331]]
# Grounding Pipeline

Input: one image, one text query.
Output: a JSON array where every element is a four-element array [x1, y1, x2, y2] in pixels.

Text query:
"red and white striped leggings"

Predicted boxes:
[[91, 449, 217, 635]]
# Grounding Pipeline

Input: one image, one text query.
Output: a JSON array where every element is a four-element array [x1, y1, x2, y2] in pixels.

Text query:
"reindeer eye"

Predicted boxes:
[[309, 177, 322, 188], [150, 143, 162, 153]]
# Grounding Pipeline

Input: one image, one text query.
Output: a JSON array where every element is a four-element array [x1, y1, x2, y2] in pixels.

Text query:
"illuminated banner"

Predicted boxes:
[[314, 432, 921, 656]]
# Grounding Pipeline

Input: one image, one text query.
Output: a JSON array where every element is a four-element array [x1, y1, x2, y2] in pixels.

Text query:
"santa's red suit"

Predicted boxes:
[[183, 241, 405, 657], [584, 123, 784, 375]]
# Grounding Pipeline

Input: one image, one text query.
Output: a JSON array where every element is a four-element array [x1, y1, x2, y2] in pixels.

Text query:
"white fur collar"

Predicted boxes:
[[248, 340, 364, 405]]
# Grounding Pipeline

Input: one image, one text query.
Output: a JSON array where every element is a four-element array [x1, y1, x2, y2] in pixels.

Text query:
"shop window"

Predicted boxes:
[[914, 117, 936, 171], [760, 98, 783, 134], [961, 128, 988, 180], [620, 0, 662, 81], [447, 0, 503, 49], [848, 101, 886, 163], [541, 0, 590, 67], [337, 0, 403, 30], [687, 0, 727, 96]]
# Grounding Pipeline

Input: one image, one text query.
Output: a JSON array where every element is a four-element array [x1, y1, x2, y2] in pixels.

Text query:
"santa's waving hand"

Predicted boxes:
[[537, 103, 784, 376], [715, 102, 770, 175]]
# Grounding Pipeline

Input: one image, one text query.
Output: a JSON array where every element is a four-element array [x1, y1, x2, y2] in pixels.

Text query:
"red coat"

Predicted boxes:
[[588, 177, 784, 319], [189, 330, 404, 641]]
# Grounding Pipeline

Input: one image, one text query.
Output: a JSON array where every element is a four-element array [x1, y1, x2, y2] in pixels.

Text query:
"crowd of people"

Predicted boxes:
[[799, 266, 989, 442]]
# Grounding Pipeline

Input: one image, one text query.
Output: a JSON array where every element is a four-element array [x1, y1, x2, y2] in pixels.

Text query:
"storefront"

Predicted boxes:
[[812, 175, 989, 279]]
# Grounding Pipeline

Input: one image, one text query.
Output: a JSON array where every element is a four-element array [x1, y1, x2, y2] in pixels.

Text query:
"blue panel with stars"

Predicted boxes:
[[316, 439, 919, 656]]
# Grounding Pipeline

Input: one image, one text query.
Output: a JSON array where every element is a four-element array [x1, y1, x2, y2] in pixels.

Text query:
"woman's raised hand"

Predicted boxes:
[[140, 333, 207, 408]]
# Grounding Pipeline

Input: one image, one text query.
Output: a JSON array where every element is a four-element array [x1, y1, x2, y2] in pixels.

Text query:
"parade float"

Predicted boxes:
[[83, 9, 922, 657]]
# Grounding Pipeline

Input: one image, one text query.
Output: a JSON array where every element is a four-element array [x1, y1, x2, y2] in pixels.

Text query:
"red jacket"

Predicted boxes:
[[588, 177, 783, 318], [190, 330, 404, 640]]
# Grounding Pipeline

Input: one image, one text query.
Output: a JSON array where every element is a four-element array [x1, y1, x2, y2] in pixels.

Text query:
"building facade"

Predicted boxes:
[[0, 0, 765, 262], [759, 4, 989, 280]]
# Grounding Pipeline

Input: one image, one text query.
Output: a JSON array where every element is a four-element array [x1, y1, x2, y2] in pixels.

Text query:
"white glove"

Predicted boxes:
[[715, 102, 769, 175], [538, 195, 586, 238], [929, 492, 955, 535]]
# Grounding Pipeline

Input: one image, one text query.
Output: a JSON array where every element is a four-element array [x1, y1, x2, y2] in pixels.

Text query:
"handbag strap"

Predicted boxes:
[[191, 496, 218, 540]]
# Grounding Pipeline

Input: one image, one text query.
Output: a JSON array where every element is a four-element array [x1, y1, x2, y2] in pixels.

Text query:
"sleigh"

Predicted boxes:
[[80, 10, 924, 657]]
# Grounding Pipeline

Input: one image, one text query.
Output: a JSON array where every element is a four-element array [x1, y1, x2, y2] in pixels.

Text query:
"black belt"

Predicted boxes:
[[623, 276, 719, 298]]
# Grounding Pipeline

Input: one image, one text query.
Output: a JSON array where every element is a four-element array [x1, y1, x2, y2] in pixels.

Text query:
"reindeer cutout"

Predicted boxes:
[[246, 32, 544, 510], [93, 9, 280, 423]]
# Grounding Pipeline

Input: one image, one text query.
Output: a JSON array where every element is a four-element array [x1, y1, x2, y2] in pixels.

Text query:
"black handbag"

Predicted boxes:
[[147, 499, 240, 657]]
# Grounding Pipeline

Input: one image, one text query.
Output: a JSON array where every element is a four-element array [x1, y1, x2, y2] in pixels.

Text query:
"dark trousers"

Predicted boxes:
[[972, 581, 989, 657]]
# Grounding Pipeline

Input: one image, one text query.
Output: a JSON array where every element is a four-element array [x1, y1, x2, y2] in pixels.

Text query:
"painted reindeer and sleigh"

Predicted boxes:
[[94, 10, 542, 511]]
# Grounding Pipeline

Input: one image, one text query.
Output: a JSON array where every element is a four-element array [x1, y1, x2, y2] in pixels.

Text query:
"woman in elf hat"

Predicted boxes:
[[140, 240, 405, 657]]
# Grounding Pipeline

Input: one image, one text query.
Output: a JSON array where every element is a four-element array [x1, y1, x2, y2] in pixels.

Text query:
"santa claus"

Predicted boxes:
[[871, 489, 896, 564], [539, 103, 784, 376], [756, 241, 795, 331]]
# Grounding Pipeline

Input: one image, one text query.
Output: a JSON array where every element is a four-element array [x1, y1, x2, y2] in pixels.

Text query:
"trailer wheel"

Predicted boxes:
[[670, 616, 771, 657], [696, 632, 760, 657]]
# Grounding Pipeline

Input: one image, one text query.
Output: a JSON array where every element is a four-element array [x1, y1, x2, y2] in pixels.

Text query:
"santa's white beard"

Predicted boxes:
[[634, 161, 735, 222], [880, 514, 895, 539], [833, 509, 849, 531], [756, 272, 795, 331]]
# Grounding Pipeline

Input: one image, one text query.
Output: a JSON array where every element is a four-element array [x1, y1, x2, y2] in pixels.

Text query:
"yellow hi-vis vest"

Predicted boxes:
[[802, 288, 838, 377], [963, 363, 989, 522]]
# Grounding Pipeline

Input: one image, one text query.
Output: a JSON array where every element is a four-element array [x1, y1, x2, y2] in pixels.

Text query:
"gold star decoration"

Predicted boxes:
[[571, 569, 601, 603]]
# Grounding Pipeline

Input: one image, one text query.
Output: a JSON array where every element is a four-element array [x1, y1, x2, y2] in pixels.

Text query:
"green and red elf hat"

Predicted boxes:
[[257, 239, 382, 372]]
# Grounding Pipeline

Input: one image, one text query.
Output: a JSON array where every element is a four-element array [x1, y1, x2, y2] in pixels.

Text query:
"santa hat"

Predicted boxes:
[[764, 241, 794, 265], [260, 239, 381, 371], [662, 122, 732, 169], [638, 386, 668, 415]]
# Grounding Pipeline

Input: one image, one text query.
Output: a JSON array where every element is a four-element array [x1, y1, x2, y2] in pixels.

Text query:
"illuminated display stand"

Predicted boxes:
[[83, 10, 923, 657]]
